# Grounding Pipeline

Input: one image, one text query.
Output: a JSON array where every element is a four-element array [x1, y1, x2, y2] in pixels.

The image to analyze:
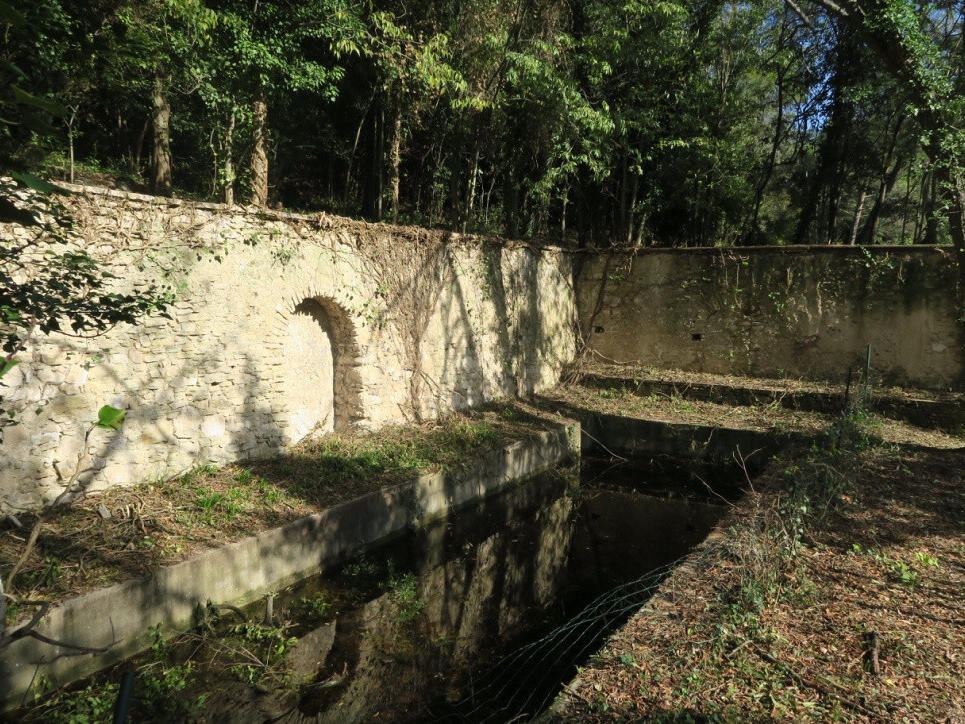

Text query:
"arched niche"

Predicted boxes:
[[283, 297, 362, 441]]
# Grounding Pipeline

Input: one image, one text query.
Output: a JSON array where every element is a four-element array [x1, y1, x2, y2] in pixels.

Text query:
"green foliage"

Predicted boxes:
[[385, 572, 426, 623], [295, 593, 334, 622], [38, 681, 121, 723], [1, 0, 962, 246], [95, 405, 126, 430], [225, 621, 297, 684], [0, 187, 173, 357]]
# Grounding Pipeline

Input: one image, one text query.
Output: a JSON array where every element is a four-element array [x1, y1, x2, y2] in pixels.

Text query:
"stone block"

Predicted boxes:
[[201, 415, 226, 439], [172, 407, 201, 439]]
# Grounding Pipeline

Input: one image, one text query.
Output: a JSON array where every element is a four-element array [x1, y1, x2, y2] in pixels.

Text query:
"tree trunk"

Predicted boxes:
[[66, 107, 76, 184], [744, 51, 786, 245], [388, 90, 402, 224], [794, 25, 853, 245], [849, 190, 867, 244], [250, 94, 269, 207], [923, 171, 938, 245], [345, 94, 374, 205], [466, 144, 480, 233], [151, 75, 173, 195], [133, 117, 149, 176], [857, 115, 906, 245], [223, 108, 236, 205]]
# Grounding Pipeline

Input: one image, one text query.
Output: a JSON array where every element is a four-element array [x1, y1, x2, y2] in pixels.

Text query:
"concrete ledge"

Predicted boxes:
[[580, 373, 964, 433], [548, 404, 813, 460], [0, 421, 579, 709]]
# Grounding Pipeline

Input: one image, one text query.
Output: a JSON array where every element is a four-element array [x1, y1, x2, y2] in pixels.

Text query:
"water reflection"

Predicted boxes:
[[250, 459, 728, 723], [32, 458, 730, 723]]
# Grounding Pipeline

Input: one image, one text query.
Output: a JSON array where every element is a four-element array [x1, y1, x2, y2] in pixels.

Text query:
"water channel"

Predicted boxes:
[[28, 454, 746, 723]]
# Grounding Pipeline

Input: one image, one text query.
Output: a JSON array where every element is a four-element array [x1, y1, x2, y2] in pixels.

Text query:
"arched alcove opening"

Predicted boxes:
[[283, 297, 362, 442]]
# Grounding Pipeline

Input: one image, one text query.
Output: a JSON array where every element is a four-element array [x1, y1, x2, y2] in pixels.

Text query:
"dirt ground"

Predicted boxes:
[[549, 374, 965, 722]]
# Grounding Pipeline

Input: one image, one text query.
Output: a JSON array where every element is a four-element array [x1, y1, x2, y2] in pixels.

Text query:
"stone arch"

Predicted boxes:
[[283, 297, 362, 441]]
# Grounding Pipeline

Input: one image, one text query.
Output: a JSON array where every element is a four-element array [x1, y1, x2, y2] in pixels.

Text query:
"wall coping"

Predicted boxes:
[[571, 244, 955, 256], [54, 181, 572, 255]]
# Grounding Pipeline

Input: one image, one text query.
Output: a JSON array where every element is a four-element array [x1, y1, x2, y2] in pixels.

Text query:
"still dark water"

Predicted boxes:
[[26, 455, 741, 723], [230, 455, 735, 723]]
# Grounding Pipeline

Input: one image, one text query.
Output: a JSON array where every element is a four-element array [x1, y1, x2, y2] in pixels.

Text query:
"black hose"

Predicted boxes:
[[112, 671, 135, 724]]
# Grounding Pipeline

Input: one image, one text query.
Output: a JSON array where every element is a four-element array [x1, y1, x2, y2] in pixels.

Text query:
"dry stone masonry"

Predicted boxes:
[[1, 186, 577, 511]]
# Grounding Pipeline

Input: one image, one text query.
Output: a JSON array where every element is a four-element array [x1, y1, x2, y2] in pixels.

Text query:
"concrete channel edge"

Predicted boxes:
[[0, 420, 580, 709]]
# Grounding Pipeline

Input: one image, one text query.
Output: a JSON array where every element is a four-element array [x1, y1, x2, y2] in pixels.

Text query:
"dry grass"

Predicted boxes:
[[1, 402, 562, 620], [581, 361, 962, 403], [543, 381, 964, 450]]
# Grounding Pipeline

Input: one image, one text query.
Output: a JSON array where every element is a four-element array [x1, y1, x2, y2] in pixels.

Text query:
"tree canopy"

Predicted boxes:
[[1, 0, 962, 248]]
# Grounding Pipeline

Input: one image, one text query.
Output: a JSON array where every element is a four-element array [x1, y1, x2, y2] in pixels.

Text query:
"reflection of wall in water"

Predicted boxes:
[[306, 476, 576, 722]]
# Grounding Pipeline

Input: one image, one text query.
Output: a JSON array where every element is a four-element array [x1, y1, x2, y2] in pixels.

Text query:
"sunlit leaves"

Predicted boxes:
[[95, 405, 127, 430]]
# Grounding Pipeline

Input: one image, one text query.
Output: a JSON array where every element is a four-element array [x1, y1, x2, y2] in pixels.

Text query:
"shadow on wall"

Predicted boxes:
[[398, 240, 574, 419]]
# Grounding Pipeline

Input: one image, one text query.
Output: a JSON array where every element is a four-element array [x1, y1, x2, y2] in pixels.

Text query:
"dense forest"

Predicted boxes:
[[1, 0, 963, 247]]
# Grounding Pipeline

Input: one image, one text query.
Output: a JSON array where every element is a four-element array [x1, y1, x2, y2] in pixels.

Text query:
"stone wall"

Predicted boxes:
[[1, 185, 577, 510], [577, 246, 962, 390]]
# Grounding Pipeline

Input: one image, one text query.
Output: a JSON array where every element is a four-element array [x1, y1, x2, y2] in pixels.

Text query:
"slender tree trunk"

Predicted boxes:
[[250, 94, 269, 206], [133, 117, 149, 175], [923, 171, 939, 244], [857, 115, 906, 245], [66, 107, 77, 184], [376, 106, 384, 220], [618, 158, 629, 242], [151, 75, 173, 195], [223, 108, 236, 205], [345, 93, 374, 204], [387, 89, 402, 224], [626, 174, 639, 245], [466, 144, 480, 233], [745, 59, 785, 244], [504, 171, 519, 238], [858, 158, 905, 245], [899, 161, 913, 243], [794, 25, 853, 245], [849, 190, 867, 244]]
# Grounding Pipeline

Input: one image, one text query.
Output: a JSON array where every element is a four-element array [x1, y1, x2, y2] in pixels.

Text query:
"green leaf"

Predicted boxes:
[[20, 113, 61, 136], [96, 405, 127, 430], [10, 85, 68, 117], [0, 359, 18, 378], [0, 59, 25, 78]]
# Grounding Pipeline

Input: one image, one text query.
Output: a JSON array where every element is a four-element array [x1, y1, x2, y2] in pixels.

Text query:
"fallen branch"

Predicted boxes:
[[1, 600, 117, 660], [211, 603, 248, 623], [749, 641, 883, 718], [580, 428, 628, 462]]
